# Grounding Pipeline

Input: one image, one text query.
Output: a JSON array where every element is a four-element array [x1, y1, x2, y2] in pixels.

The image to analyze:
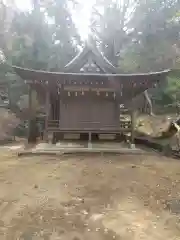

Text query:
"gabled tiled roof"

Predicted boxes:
[[64, 41, 116, 73]]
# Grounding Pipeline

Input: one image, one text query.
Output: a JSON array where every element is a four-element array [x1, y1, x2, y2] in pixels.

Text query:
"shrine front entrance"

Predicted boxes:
[[49, 92, 120, 133]]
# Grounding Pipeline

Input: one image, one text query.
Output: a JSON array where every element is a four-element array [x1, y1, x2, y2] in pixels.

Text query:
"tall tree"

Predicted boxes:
[[41, 0, 82, 70], [0, 0, 81, 120], [91, 0, 180, 71], [91, 0, 138, 66], [91, 0, 180, 111], [120, 0, 180, 72], [7, 0, 81, 70]]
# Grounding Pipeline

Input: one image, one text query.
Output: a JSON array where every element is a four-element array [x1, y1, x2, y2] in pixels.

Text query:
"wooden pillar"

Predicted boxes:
[[52, 132, 57, 144], [88, 132, 92, 149], [130, 107, 135, 149], [44, 87, 50, 142], [27, 85, 32, 142], [27, 85, 38, 144]]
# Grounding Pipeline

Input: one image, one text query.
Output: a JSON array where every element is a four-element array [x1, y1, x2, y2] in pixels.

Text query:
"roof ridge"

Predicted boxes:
[[64, 41, 116, 73]]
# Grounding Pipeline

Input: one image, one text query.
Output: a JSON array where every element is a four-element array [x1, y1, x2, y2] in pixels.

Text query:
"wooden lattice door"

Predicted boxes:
[[60, 96, 119, 130]]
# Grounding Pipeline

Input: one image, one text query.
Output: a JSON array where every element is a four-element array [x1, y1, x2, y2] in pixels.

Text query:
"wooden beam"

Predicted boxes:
[[44, 87, 50, 142]]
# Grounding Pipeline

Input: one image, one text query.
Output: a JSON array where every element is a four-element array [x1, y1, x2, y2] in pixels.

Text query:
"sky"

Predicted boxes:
[[14, 0, 96, 39]]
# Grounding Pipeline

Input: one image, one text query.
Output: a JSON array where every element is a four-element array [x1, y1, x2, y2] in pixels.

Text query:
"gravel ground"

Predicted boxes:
[[0, 150, 180, 239]]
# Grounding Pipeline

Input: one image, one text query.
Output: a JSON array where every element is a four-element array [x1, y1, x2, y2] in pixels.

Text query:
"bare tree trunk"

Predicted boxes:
[[144, 90, 154, 116]]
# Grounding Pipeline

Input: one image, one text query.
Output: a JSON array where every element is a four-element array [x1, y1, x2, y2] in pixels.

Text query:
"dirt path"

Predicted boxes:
[[0, 150, 180, 239]]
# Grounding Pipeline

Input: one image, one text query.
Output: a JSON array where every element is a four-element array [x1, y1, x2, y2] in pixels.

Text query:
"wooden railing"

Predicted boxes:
[[119, 106, 132, 130], [120, 120, 131, 129], [47, 120, 59, 128], [46, 119, 132, 131]]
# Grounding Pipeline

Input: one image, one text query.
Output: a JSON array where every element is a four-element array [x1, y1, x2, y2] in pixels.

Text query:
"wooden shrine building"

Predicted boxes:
[[12, 42, 170, 145]]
